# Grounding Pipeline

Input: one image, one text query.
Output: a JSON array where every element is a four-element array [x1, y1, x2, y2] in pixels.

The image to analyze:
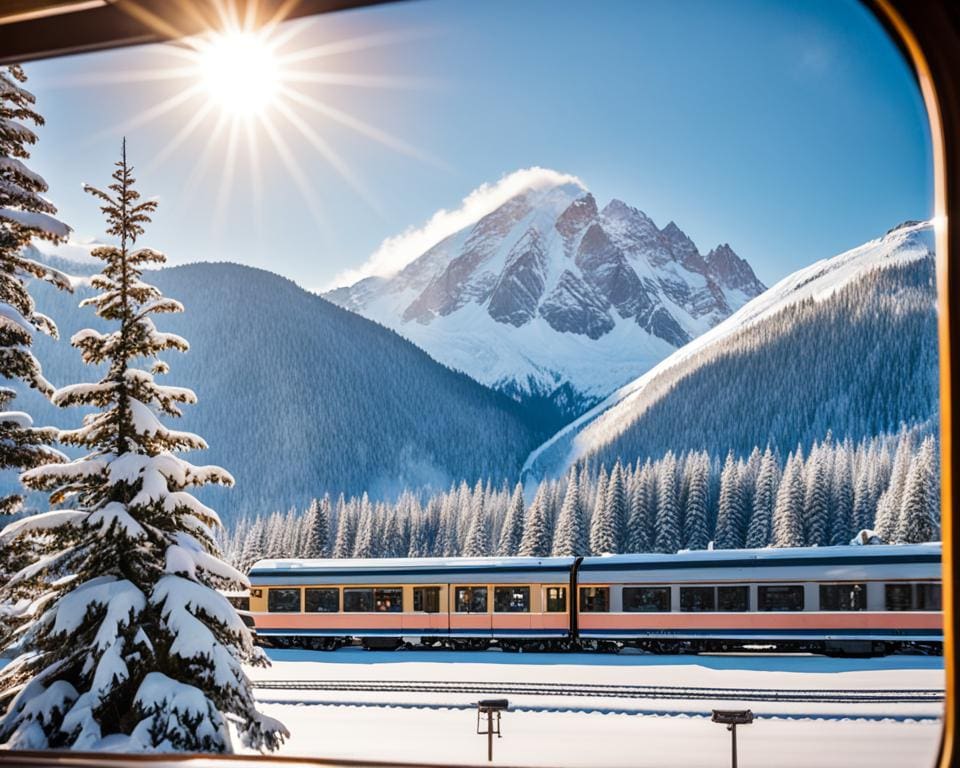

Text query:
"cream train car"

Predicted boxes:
[[247, 544, 942, 655]]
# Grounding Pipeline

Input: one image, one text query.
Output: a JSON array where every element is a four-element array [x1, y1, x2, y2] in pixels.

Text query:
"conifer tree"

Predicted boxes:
[[714, 452, 744, 549], [895, 436, 939, 543], [331, 495, 353, 558], [0, 65, 72, 522], [589, 464, 616, 555], [654, 453, 680, 553], [517, 485, 551, 557], [682, 453, 710, 550], [552, 467, 587, 556], [0, 142, 285, 752], [802, 444, 829, 546], [306, 496, 331, 558], [496, 482, 524, 557], [772, 454, 805, 547], [607, 460, 628, 551], [829, 447, 855, 545], [875, 431, 913, 542], [239, 517, 265, 572], [746, 448, 778, 548], [462, 482, 490, 557], [626, 462, 655, 553]]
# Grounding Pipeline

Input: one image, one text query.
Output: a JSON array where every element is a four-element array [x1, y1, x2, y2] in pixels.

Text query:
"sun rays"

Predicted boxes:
[[48, 0, 442, 239]]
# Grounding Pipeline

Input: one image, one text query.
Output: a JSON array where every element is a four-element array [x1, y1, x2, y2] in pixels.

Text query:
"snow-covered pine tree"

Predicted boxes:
[[607, 460, 628, 552], [626, 461, 655, 553], [331, 494, 353, 558], [895, 436, 939, 543], [0, 142, 286, 752], [852, 460, 875, 534], [588, 464, 615, 555], [875, 430, 913, 542], [352, 494, 375, 558], [552, 466, 588, 556], [802, 444, 829, 546], [829, 445, 855, 546], [238, 517, 265, 572], [496, 482, 524, 557], [0, 65, 72, 523], [714, 452, 744, 549], [461, 483, 489, 557], [682, 453, 710, 550], [746, 447, 779, 548], [517, 484, 551, 557], [772, 453, 805, 548], [654, 452, 680, 554], [307, 496, 331, 558]]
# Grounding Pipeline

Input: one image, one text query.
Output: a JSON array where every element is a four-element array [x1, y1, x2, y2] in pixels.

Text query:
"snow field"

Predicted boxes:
[[248, 650, 944, 766]]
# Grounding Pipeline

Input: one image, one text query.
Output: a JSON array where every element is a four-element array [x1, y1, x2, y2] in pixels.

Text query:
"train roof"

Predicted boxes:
[[579, 542, 941, 569], [249, 555, 577, 575], [249, 543, 941, 577]]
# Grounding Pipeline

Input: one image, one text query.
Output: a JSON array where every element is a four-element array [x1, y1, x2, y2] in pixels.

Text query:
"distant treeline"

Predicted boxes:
[[223, 428, 939, 571]]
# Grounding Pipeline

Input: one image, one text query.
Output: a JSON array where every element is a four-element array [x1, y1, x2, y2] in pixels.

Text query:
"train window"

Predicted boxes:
[[375, 588, 403, 612], [455, 586, 488, 613], [717, 586, 749, 612], [885, 584, 913, 611], [579, 587, 609, 613], [305, 588, 339, 613], [343, 588, 375, 612], [413, 587, 441, 613], [623, 587, 671, 612], [494, 586, 530, 612], [679, 587, 715, 612], [545, 587, 567, 612], [758, 585, 804, 612], [917, 583, 942, 611], [820, 583, 866, 611], [267, 588, 301, 613]]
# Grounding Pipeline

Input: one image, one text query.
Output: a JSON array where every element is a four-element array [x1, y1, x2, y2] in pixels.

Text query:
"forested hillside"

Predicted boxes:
[[524, 223, 937, 480], [11, 259, 546, 521]]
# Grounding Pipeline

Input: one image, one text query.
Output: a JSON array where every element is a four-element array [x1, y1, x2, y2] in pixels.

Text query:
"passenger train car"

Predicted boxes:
[[247, 543, 942, 655]]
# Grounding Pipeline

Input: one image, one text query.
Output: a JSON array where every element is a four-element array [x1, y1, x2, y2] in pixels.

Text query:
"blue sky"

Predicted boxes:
[[25, 0, 931, 291]]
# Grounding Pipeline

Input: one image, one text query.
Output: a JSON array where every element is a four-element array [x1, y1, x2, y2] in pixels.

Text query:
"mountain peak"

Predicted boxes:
[[706, 243, 765, 294]]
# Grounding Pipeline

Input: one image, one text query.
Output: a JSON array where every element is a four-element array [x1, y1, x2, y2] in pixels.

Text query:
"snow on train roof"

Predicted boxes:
[[580, 542, 941, 567], [249, 555, 577, 572], [250, 543, 940, 573]]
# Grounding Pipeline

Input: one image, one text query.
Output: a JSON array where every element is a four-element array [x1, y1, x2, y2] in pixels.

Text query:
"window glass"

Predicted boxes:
[[680, 587, 715, 612], [375, 588, 403, 612], [819, 583, 866, 611], [757, 585, 804, 612], [545, 587, 567, 612], [343, 588, 375, 612], [413, 587, 441, 613], [455, 586, 488, 613], [623, 587, 671, 612], [885, 584, 913, 611], [917, 583, 942, 611], [494, 586, 530, 612], [267, 588, 300, 613], [579, 587, 609, 612], [305, 588, 339, 613], [717, 586, 749, 612]]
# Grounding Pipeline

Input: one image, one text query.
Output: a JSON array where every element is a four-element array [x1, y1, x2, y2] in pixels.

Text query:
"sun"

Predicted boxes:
[[197, 30, 281, 117]]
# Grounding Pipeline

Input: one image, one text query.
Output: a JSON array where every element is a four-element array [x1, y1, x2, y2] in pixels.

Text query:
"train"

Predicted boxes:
[[246, 543, 942, 656]]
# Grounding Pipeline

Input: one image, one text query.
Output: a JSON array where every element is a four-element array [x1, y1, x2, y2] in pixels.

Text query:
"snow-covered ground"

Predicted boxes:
[[248, 649, 944, 767]]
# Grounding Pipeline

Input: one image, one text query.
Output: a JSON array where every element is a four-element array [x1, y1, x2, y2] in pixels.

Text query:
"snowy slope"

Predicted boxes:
[[13, 252, 547, 521], [523, 221, 937, 480], [326, 172, 765, 426]]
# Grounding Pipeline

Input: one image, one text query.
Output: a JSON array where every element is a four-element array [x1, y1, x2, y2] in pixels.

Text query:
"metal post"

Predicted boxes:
[[729, 723, 737, 768], [487, 710, 493, 762], [712, 709, 752, 768]]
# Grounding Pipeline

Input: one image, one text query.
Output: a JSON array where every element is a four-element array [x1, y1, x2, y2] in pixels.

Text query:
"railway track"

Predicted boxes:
[[252, 679, 944, 704]]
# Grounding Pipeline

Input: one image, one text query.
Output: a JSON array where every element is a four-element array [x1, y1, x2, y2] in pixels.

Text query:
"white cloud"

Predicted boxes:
[[326, 167, 584, 289]]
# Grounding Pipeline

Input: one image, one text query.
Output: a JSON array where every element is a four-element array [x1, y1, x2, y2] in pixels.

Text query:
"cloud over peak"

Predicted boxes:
[[328, 167, 584, 289]]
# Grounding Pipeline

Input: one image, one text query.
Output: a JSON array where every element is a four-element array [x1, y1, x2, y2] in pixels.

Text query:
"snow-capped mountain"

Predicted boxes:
[[12, 250, 547, 521], [325, 172, 765, 426], [523, 221, 938, 481]]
